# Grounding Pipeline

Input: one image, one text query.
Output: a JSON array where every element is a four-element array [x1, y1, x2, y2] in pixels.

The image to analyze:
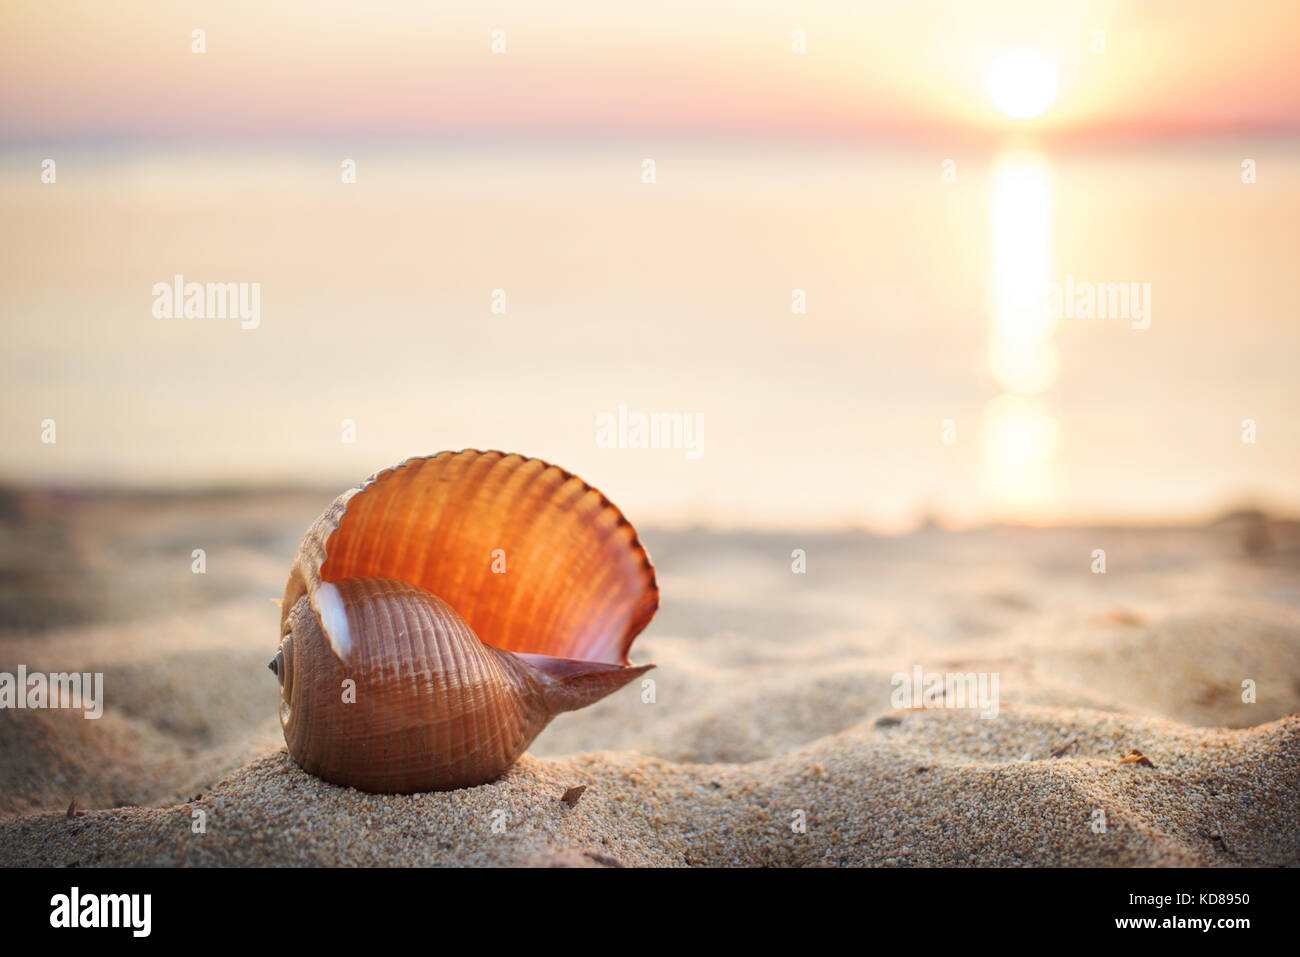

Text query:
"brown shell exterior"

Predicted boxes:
[[281, 450, 659, 665], [275, 450, 659, 792], [280, 578, 558, 793]]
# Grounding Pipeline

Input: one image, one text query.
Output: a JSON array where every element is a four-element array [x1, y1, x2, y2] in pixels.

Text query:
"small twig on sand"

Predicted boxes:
[[1050, 737, 1079, 758]]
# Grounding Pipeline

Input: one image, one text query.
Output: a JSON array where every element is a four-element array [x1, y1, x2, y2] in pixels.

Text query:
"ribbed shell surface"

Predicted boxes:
[[281, 577, 553, 792], [281, 450, 659, 666], [275, 450, 660, 793]]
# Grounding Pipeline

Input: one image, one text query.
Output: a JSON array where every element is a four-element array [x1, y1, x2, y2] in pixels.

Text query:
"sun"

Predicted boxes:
[[988, 50, 1058, 119]]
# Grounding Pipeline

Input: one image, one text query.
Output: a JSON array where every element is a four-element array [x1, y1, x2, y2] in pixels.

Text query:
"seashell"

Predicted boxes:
[[270, 450, 658, 793]]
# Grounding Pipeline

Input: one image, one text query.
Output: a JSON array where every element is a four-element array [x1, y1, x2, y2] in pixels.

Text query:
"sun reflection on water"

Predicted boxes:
[[982, 151, 1061, 516], [989, 151, 1055, 391]]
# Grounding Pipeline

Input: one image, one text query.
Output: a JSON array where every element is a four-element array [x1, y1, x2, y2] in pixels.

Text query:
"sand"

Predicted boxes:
[[1, 489, 1297, 866]]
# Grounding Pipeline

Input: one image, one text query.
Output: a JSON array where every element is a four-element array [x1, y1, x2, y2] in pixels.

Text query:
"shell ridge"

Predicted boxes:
[[450, 591, 494, 782], [470, 455, 550, 651], [419, 585, 450, 783], [361, 461, 413, 578], [432, 452, 506, 644], [405, 457, 449, 617], [551, 498, 638, 663], [550, 505, 633, 663], [498, 468, 578, 657]]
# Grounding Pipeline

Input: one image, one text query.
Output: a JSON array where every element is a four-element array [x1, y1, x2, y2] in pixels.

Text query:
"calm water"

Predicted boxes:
[[1, 140, 1296, 529]]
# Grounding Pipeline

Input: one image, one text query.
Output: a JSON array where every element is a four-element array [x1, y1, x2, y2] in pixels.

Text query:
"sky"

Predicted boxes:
[[1, 2, 1295, 529], [2, 0, 1298, 147]]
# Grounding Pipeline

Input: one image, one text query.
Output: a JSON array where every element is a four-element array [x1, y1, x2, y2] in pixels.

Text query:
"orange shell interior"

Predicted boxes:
[[317, 450, 659, 665]]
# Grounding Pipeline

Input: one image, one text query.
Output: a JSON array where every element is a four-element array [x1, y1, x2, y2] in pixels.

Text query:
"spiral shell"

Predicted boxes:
[[272, 451, 658, 792]]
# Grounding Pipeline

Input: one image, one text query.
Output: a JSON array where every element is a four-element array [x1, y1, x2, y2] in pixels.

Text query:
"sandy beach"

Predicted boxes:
[[1, 489, 1296, 866], [3, 0, 1299, 889]]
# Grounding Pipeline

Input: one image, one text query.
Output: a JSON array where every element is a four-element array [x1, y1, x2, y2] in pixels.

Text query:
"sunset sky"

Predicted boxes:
[[2, 0, 1298, 146], [2, 2, 1296, 529]]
